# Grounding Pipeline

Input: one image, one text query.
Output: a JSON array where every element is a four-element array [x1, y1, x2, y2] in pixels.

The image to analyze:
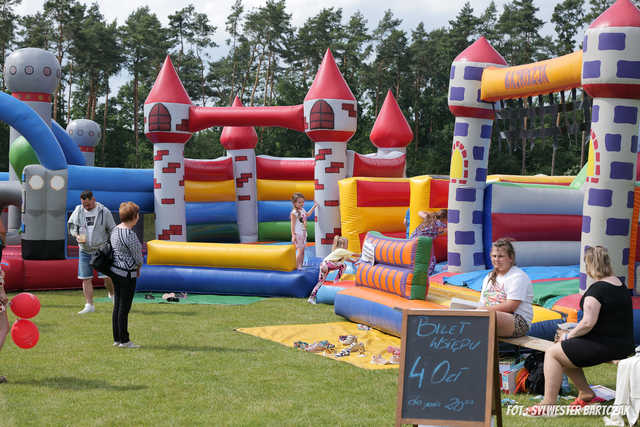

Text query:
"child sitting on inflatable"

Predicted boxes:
[[307, 236, 358, 304], [290, 192, 317, 269], [409, 209, 447, 275]]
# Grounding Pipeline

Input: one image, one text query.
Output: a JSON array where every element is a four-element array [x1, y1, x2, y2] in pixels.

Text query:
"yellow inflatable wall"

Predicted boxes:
[[257, 179, 314, 201], [184, 180, 235, 202], [339, 177, 409, 252], [408, 175, 432, 235], [147, 240, 297, 271]]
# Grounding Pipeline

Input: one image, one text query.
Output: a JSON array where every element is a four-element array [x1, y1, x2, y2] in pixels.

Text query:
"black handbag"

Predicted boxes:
[[90, 240, 114, 276]]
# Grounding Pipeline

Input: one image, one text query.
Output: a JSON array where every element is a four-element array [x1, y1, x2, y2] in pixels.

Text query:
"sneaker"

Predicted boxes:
[[118, 341, 140, 349], [0, 376, 6, 384], [108, 294, 114, 302], [307, 296, 317, 304], [113, 341, 121, 347], [78, 304, 95, 314]]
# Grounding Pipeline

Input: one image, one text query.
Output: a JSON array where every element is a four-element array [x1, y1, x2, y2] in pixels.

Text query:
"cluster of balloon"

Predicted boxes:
[[9, 293, 40, 349]]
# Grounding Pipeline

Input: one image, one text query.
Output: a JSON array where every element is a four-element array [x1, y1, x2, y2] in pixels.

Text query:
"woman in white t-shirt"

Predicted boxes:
[[479, 238, 534, 337]]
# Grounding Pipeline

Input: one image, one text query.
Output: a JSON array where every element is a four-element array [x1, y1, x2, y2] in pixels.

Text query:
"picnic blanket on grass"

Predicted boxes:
[[236, 321, 400, 370]]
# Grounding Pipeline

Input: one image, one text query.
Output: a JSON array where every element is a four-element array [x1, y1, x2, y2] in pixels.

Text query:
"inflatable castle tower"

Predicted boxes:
[[446, 37, 507, 272], [144, 57, 193, 242], [580, 0, 640, 290], [220, 97, 259, 243], [66, 119, 101, 166], [4, 48, 61, 236], [304, 50, 357, 257], [4, 48, 68, 259]]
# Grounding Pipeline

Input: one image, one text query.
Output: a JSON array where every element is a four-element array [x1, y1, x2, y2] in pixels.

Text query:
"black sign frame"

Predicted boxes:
[[395, 309, 501, 427]]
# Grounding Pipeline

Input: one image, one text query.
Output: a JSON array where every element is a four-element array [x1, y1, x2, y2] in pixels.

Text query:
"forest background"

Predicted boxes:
[[0, 0, 627, 177]]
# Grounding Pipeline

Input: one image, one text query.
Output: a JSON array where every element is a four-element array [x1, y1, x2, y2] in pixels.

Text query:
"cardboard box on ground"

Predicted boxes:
[[499, 359, 525, 394]]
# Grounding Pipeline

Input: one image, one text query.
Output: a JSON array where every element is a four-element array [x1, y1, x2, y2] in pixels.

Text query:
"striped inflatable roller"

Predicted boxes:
[[355, 231, 432, 300]]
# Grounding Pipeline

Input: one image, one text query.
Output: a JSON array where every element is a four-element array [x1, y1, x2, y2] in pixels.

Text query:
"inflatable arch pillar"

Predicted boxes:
[[579, 0, 640, 291], [446, 37, 507, 272]]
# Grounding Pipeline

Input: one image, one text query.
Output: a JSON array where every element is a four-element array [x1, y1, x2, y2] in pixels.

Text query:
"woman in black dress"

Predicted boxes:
[[526, 246, 635, 416]]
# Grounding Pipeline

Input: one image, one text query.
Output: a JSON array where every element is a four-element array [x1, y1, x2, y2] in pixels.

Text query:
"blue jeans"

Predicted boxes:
[[78, 250, 109, 280]]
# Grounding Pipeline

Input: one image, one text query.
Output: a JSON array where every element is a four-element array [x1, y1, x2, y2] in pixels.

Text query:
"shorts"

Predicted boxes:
[[294, 231, 307, 249], [78, 249, 109, 280], [511, 313, 530, 338]]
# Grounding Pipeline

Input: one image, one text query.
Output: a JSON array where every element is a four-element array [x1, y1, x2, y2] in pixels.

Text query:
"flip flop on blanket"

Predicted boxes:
[[569, 396, 606, 408]]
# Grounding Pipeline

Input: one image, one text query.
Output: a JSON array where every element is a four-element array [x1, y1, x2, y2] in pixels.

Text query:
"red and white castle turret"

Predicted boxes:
[[370, 90, 413, 157], [220, 97, 259, 242], [447, 37, 507, 272], [144, 56, 193, 241], [304, 49, 357, 258], [366, 89, 412, 176]]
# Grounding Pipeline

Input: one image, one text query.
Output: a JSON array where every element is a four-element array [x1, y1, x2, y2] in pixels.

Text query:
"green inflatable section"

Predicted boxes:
[[9, 136, 40, 180], [258, 221, 315, 242], [186, 223, 239, 243], [569, 164, 588, 189]]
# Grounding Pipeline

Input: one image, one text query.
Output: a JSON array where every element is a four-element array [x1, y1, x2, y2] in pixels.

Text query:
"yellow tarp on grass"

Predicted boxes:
[[236, 321, 400, 370]]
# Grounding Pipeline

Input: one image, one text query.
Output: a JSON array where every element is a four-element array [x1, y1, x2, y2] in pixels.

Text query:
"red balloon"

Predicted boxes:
[[10, 292, 40, 319], [11, 319, 39, 349]]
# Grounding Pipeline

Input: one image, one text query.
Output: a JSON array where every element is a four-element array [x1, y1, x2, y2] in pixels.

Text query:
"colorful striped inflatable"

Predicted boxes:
[[355, 232, 431, 300]]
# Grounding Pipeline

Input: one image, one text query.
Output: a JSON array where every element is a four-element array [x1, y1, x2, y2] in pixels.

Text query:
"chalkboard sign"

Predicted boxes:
[[396, 309, 499, 427]]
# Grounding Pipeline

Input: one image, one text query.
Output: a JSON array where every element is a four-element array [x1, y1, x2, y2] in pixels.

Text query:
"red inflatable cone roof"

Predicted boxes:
[[590, 0, 640, 28], [454, 37, 507, 65], [304, 49, 355, 101], [145, 56, 192, 105], [370, 90, 413, 148], [220, 96, 258, 150]]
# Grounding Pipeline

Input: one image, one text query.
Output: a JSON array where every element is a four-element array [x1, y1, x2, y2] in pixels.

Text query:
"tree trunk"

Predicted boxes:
[[54, 22, 64, 122], [239, 46, 257, 101], [87, 77, 94, 119], [250, 45, 265, 106], [1, 46, 5, 91], [263, 51, 273, 106], [134, 72, 139, 168], [102, 78, 109, 166], [66, 61, 73, 123], [580, 130, 586, 167], [200, 60, 206, 106]]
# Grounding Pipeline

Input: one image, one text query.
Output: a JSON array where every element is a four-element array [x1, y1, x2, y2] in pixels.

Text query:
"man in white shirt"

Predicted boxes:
[[68, 191, 116, 314]]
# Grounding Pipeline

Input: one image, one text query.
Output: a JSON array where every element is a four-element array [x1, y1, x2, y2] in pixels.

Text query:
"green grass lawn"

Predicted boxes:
[[0, 290, 620, 426]]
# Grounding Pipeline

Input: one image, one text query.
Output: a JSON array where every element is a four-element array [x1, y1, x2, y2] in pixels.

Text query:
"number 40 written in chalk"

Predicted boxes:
[[409, 356, 469, 389]]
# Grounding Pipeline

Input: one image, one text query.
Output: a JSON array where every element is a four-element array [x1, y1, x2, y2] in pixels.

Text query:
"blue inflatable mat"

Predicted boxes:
[[443, 265, 581, 291]]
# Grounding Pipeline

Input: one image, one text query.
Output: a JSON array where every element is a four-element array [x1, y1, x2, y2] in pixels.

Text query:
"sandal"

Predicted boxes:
[[306, 340, 331, 353], [293, 341, 309, 350], [339, 335, 357, 345], [523, 405, 557, 417], [349, 342, 365, 354], [335, 348, 351, 358], [569, 396, 605, 407], [371, 354, 389, 365]]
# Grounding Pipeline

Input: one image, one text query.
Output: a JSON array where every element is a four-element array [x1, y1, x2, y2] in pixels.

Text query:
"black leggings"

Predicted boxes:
[[112, 274, 136, 343]]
